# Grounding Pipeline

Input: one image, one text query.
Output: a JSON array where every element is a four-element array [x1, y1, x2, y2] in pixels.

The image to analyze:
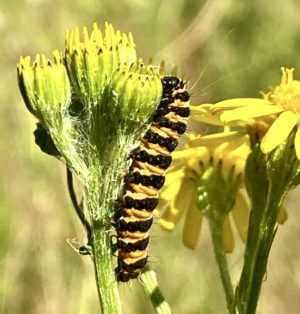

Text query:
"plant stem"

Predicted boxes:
[[140, 267, 172, 314], [92, 223, 122, 314], [209, 215, 234, 314], [245, 187, 280, 314], [234, 183, 285, 314], [234, 137, 300, 314], [233, 144, 268, 314]]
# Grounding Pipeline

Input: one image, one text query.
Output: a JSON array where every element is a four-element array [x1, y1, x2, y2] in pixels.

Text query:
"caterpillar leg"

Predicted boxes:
[[66, 238, 93, 256]]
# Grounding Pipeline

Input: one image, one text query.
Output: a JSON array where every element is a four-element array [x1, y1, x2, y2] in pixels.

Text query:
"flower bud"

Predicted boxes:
[[17, 50, 71, 124]]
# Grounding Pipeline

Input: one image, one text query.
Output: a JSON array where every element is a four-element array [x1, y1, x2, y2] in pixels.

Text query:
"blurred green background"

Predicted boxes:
[[1, 0, 300, 313]]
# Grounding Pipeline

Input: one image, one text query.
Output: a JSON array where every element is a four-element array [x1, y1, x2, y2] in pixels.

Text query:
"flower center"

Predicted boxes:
[[269, 68, 300, 114]]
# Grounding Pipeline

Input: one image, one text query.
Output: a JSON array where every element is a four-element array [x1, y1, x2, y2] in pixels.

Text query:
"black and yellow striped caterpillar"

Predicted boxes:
[[114, 76, 190, 282]]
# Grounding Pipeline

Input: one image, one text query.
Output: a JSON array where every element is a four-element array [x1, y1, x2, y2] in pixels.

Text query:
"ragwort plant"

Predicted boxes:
[[18, 23, 172, 314], [18, 20, 300, 314]]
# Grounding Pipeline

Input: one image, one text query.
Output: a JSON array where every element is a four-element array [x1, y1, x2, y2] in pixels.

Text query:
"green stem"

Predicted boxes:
[[208, 215, 234, 314], [92, 223, 122, 314], [234, 144, 268, 314], [234, 136, 299, 314], [140, 267, 172, 314], [235, 183, 285, 314]]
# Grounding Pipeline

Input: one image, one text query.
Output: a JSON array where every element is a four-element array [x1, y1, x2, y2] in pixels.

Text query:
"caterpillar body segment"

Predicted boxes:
[[115, 76, 190, 281]]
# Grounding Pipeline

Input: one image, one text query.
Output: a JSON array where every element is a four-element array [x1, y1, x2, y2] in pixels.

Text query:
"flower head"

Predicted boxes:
[[156, 132, 251, 252], [192, 68, 300, 159]]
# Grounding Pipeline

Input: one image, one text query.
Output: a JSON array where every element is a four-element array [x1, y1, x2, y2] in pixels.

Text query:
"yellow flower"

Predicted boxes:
[[156, 132, 251, 252], [157, 131, 288, 251], [191, 68, 300, 159]]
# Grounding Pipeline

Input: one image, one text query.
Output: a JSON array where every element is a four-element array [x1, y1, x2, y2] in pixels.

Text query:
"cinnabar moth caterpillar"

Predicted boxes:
[[114, 76, 190, 282]]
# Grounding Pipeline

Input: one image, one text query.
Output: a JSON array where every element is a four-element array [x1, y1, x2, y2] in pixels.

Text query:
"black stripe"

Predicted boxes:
[[116, 217, 153, 232], [154, 97, 173, 119], [130, 148, 172, 169], [117, 237, 149, 252], [123, 195, 158, 211], [143, 130, 178, 152], [153, 106, 171, 118], [158, 97, 174, 108], [147, 153, 172, 169], [154, 105, 190, 119], [154, 93, 190, 118], [170, 106, 190, 117], [153, 117, 187, 134], [126, 171, 165, 189], [116, 269, 139, 282], [130, 147, 149, 162], [174, 91, 190, 101]]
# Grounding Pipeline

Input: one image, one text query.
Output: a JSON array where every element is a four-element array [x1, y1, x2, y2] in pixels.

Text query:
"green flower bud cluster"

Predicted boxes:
[[17, 22, 162, 185]]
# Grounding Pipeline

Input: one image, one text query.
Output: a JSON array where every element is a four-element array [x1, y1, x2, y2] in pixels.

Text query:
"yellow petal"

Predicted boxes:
[[190, 104, 223, 125], [213, 98, 272, 112], [189, 105, 211, 114], [160, 179, 182, 202], [152, 207, 161, 218], [164, 165, 185, 186], [185, 150, 210, 172], [261, 111, 298, 154], [188, 131, 246, 148], [182, 201, 203, 249], [171, 148, 197, 161], [294, 126, 300, 160], [223, 216, 234, 253], [220, 140, 250, 178], [159, 218, 175, 232], [190, 113, 225, 126], [231, 191, 249, 242], [220, 104, 283, 123], [159, 178, 194, 231]]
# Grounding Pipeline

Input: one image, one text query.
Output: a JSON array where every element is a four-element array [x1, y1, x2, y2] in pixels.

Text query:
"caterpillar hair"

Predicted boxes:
[[114, 76, 190, 282]]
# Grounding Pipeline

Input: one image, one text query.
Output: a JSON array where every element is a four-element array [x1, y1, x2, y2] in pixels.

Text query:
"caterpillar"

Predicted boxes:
[[114, 76, 190, 282]]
